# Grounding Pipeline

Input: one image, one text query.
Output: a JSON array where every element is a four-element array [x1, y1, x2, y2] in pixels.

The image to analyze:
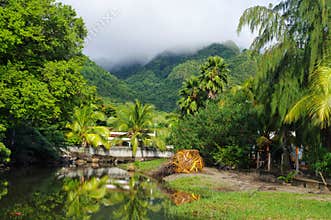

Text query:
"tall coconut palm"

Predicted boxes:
[[177, 77, 204, 115], [199, 56, 229, 99], [66, 106, 110, 149], [108, 100, 164, 157]]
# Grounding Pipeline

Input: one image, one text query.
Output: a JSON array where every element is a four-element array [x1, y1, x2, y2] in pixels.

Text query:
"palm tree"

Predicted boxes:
[[285, 64, 331, 149], [108, 100, 164, 157], [285, 65, 331, 128], [237, 0, 330, 153], [199, 56, 229, 99], [177, 77, 204, 115], [66, 106, 110, 149]]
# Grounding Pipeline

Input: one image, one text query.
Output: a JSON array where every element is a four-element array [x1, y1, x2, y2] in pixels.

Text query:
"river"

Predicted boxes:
[[0, 166, 180, 220]]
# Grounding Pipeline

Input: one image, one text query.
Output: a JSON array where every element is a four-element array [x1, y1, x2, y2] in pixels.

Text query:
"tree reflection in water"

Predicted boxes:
[[0, 178, 8, 201], [110, 174, 163, 220], [63, 173, 165, 220], [0, 171, 167, 220], [63, 176, 108, 220]]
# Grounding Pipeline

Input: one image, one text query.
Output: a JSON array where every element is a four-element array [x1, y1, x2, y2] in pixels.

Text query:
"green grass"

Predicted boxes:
[[119, 158, 168, 173], [166, 175, 331, 219]]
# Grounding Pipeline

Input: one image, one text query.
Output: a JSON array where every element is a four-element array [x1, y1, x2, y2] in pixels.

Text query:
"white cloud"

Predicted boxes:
[[60, 0, 279, 68]]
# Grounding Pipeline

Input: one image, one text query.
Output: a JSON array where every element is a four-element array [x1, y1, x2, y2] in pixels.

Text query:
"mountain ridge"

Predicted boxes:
[[82, 42, 257, 111]]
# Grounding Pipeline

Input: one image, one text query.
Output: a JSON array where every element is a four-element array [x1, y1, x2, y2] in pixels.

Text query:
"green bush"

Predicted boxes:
[[277, 171, 297, 183], [171, 91, 258, 166], [315, 153, 331, 177], [0, 142, 10, 164], [212, 145, 248, 168]]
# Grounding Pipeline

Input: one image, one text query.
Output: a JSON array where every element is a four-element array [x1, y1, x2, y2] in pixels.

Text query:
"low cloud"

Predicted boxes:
[[60, 0, 279, 69]]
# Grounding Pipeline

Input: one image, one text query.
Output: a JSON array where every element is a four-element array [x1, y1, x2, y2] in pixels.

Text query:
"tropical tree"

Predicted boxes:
[[0, 124, 10, 164], [177, 56, 229, 116], [0, 0, 95, 161], [237, 0, 331, 149], [285, 64, 331, 149], [199, 56, 229, 99], [108, 100, 165, 157], [177, 76, 204, 115], [66, 106, 110, 149]]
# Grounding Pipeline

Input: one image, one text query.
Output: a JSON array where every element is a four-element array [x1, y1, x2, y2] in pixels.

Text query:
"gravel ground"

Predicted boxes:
[[163, 167, 331, 196]]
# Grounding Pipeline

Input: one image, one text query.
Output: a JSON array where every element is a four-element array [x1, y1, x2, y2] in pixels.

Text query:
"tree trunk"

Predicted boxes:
[[321, 127, 331, 152], [280, 126, 291, 172], [267, 145, 271, 172], [295, 146, 299, 172], [281, 153, 284, 175], [11, 128, 15, 148]]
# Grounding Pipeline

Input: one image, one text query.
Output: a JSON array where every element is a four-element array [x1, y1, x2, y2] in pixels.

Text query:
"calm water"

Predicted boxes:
[[0, 166, 178, 220]]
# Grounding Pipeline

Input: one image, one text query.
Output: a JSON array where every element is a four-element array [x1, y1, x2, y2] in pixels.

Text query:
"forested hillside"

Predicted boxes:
[[82, 42, 257, 111], [124, 42, 257, 111], [81, 58, 136, 102]]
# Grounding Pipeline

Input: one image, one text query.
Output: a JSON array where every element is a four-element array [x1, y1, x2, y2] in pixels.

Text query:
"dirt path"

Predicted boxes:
[[163, 167, 330, 195]]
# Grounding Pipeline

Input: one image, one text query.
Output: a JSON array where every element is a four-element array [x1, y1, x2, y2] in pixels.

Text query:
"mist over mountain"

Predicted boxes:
[[108, 41, 241, 79], [60, 0, 278, 68], [82, 42, 258, 111]]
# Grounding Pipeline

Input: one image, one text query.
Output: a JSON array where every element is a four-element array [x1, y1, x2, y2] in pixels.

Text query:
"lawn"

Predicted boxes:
[[119, 158, 167, 173], [166, 175, 331, 220]]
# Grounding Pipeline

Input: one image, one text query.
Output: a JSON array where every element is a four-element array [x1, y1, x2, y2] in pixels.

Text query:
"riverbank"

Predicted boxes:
[[123, 159, 331, 219]]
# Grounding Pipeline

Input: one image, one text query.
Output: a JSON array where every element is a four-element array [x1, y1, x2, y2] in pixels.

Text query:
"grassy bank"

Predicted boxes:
[[166, 175, 331, 219], [120, 159, 331, 219], [119, 158, 167, 173]]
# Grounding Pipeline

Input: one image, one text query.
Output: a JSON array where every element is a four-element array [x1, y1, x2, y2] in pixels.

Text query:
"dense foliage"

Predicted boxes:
[[171, 91, 258, 166], [235, 0, 331, 171], [66, 106, 110, 149], [108, 100, 166, 157], [122, 43, 257, 111], [81, 58, 136, 102], [0, 0, 96, 164], [178, 56, 229, 115]]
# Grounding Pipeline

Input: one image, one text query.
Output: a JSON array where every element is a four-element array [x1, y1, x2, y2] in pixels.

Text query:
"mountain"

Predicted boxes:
[[81, 58, 135, 102], [124, 42, 256, 111], [81, 42, 257, 111]]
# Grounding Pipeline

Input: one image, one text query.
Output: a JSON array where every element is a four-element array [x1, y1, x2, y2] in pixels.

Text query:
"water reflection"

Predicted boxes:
[[109, 174, 163, 220], [0, 178, 8, 201], [0, 167, 171, 220], [63, 176, 108, 220]]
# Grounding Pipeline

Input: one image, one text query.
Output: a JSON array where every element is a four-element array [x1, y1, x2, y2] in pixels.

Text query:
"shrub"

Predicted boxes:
[[314, 152, 331, 177], [171, 91, 258, 166], [0, 142, 11, 164], [212, 145, 247, 168]]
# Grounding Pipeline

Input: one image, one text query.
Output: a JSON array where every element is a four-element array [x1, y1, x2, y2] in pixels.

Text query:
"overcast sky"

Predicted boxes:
[[60, 0, 279, 68]]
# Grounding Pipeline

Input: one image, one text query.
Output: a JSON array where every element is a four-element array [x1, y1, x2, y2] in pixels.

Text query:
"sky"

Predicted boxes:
[[60, 0, 279, 68]]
